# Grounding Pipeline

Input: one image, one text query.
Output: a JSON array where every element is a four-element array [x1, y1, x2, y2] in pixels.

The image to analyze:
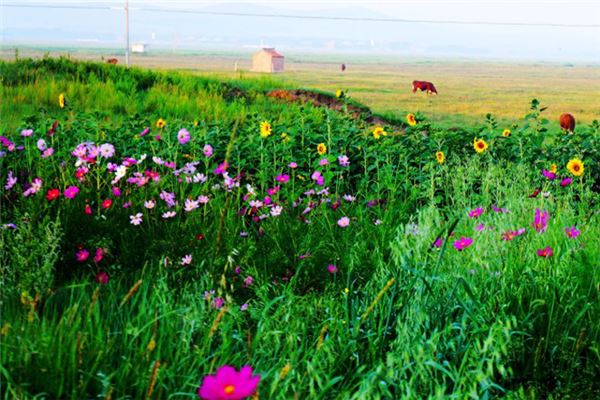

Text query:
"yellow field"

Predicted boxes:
[[3, 47, 600, 126]]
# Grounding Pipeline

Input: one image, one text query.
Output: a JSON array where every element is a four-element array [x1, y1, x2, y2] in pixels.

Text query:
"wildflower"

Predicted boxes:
[[23, 178, 42, 197], [140, 127, 150, 137], [41, 148, 54, 158], [560, 177, 572, 187], [96, 272, 109, 284], [203, 144, 213, 157], [212, 297, 224, 309], [260, 121, 272, 138], [433, 238, 443, 248], [130, 213, 143, 225], [537, 246, 553, 258], [453, 237, 473, 251], [501, 228, 526, 241], [198, 365, 260, 400], [112, 165, 127, 185], [335, 89, 344, 98], [156, 118, 166, 129], [198, 195, 210, 204], [243, 276, 254, 287], [435, 151, 445, 164], [76, 249, 90, 262], [406, 113, 417, 126], [270, 205, 283, 217], [502, 129, 511, 137], [5, 171, 17, 191], [337, 216, 350, 228], [101, 199, 113, 209], [468, 207, 484, 219], [21, 129, 33, 137], [85, 204, 92, 215], [280, 132, 290, 142], [46, 189, 60, 201], [473, 138, 488, 153], [566, 158, 584, 177], [565, 226, 581, 238], [214, 161, 229, 176], [181, 254, 192, 266], [343, 194, 355, 202], [275, 174, 289, 183], [58, 93, 66, 108], [338, 155, 350, 167], [492, 204, 509, 213], [144, 200, 156, 209], [185, 198, 200, 212], [289, 162, 298, 169], [374, 219, 382, 226], [327, 264, 338, 274], [475, 223, 486, 231], [94, 248, 104, 263], [532, 208, 548, 233], [317, 143, 327, 155], [319, 158, 329, 166], [178, 128, 191, 145], [542, 169, 556, 180], [63, 186, 79, 199], [372, 126, 387, 139], [549, 164, 557, 173], [37, 139, 47, 151], [162, 211, 177, 219], [240, 303, 249, 311]]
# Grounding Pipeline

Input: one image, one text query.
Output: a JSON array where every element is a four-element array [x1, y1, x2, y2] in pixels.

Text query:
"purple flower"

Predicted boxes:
[[276, 174, 289, 184], [243, 276, 254, 287], [5, 170, 17, 190], [492, 204, 509, 214], [327, 264, 338, 274], [64, 185, 80, 199], [560, 177, 572, 187], [338, 155, 350, 167], [468, 207, 484, 218], [139, 127, 150, 137], [214, 161, 229, 176], [21, 129, 33, 137], [112, 186, 122, 197], [288, 162, 298, 169], [37, 139, 47, 151], [542, 169, 556, 180], [433, 237, 443, 248], [532, 208, 548, 233], [23, 178, 43, 197], [319, 158, 329, 166], [337, 216, 350, 228], [453, 237, 473, 251], [198, 365, 260, 400], [41, 148, 54, 158], [177, 128, 191, 145], [76, 249, 90, 262], [181, 254, 192, 265], [203, 144, 213, 157], [475, 223, 486, 232], [537, 246, 553, 257], [565, 226, 581, 238]]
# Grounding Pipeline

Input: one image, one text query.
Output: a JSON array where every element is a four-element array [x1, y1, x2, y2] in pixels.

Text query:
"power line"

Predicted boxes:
[[3, 3, 599, 28]]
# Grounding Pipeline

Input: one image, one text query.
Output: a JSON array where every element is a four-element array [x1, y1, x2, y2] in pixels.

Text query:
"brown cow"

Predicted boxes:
[[107, 58, 118, 65], [412, 80, 437, 94], [341, 63, 346, 72], [559, 113, 575, 132]]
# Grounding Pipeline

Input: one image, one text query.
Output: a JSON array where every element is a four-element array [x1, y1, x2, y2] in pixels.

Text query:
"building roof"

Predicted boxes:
[[259, 48, 284, 58]]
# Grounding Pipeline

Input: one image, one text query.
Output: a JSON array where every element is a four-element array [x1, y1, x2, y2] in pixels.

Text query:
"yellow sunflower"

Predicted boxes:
[[435, 151, 445, 164], [566, 158, 584, 177], [406, 113, 417, 127], [372, 126, 387, 140], [58, 93, 66, 108], [260, 121, 272, 138], [317, 143, 327, 155], [156, 118, 166, 129], [473, 138, 488, 154], [502, 129, 511, 137], [549, 164, 557, 173]]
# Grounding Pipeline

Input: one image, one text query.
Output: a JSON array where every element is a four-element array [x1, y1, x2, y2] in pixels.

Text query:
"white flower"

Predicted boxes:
[[184, 198, 199, 212], [270, 205, 283, 217], [144, 200, 156, 209], [197, 195, 210, 204], [162, 211, 176, 219], [181, 254, 192, 265], [130, 213, 143, 225], [111, 165, 127, 184]]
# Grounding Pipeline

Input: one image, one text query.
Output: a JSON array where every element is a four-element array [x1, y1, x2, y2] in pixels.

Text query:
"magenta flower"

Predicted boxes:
[[93, 248, 104, 263], [337, 216, 350, 228], [565, 226, 581, 238], [203, 144, 213, 157], [432, 237, 443, 248], [537, 246, 553, 257], [23, 178, 43, 197], [198, 365, 260, 400], [64, 186, 80, 199], [96, 271, 109, 284], [214, 162, 229, 175], [542, 169, 556, 180], [492, 204, 509, 214], [468, 207, 484, 218], [288, 162, 298, 169], [76, 249, 90, 262], [327, 264, 338, 274], [139, 127, 150, 137], [532, 208, 548, 233], [243, 276, 254, 287], [41, 148, 54, 158], [275, 174, 289, 184], [178, 128, 191, 145], [560, 177, 572, 187], [453, 237, 473, 251]]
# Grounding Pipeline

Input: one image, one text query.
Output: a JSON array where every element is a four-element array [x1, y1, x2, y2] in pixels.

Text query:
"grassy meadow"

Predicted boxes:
[[1, 57, 600, 399]]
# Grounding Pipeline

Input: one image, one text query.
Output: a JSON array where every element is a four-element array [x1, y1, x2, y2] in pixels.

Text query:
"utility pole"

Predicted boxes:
[[125, 0, 129, 66]]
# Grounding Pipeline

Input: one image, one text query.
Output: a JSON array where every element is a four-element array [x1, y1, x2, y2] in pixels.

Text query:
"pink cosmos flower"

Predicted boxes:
[[23, 178, 43, 197], [537, 246, 553, 257], [453, 237, 473, 251], [41, 148, 54, 158], [432, 237, 443, 248], [319, 158, 329, 166], [542, 169, 556, 180], [178, 128, 191, 145], [94, 248, 104, 263], [181, 254, 192, 266], [275, 174, 289, 184], [76, 249, 90, 262], [532, 208, 548, 233], [203, 144, 213, 157], [112, 186, 122, 197], [96, 271, 109, 284], [243, 276, 254, 287], [130, 213, 143, 225], [270, 205, 283, 217], [565, 226, 581, 238], [468, 207, 484, 218], [198, 365, 260, 400], [560, 178, 572, 187], [214, 162, 229, 175], [85, 204, 92, 215], [338, 155, 350, 167], [475, 223, 486, 232], [327, 264, 338, 274], [185, 198, 200, 212], [37, 139, 47, 151], [5, 171, 17, 190], [492, 204, 509, 213], [21, 129, 33, 137], [288, 162, 298, 169], [501, 228, 526, 241], [139, 127, 150, 137], [101, 199, 113, 209], [64, 186, 80, 199], [99, 143, 115, 158], [337, 216, 350, 228]]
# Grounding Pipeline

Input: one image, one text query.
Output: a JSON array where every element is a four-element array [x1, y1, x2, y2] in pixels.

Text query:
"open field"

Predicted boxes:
[[3, 45, 600, 127], [1, 57, 600, 399]]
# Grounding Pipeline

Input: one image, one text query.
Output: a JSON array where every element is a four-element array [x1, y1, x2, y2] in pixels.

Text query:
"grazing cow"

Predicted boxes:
[[559, 113, 575, 132], [341, 63, 346, 72], [107, 58, 118, 65], [412, 80, 438, 95]]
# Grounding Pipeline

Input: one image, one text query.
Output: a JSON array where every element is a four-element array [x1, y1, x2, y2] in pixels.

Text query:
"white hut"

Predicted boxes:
[[131, 43, 149, 54]]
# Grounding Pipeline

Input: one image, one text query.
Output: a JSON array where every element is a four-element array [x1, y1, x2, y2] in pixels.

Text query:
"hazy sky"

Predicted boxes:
[[3, 0, 599, 61]]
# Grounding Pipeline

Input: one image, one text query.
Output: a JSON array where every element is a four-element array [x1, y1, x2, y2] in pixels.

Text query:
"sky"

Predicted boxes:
[[2, 0, 599, 61]]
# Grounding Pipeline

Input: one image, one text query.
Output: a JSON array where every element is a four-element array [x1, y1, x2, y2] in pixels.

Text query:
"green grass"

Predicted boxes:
[[1, 58, 599, 399]]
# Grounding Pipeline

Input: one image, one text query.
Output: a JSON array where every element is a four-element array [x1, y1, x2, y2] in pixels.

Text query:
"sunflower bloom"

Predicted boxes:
[[502, 129, 511, 137], [317, 143, 327, 155], [549, 164, 557, 173], [372, 126, 387, 139], [260, 121, 272, 138], [58, 93, 66, 108], [406, 113, 417, 127], [473, 138, 488, 153], [156, 118, 166, 129], [566, 158, 584, 177], [435, 151, 445, 164]]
